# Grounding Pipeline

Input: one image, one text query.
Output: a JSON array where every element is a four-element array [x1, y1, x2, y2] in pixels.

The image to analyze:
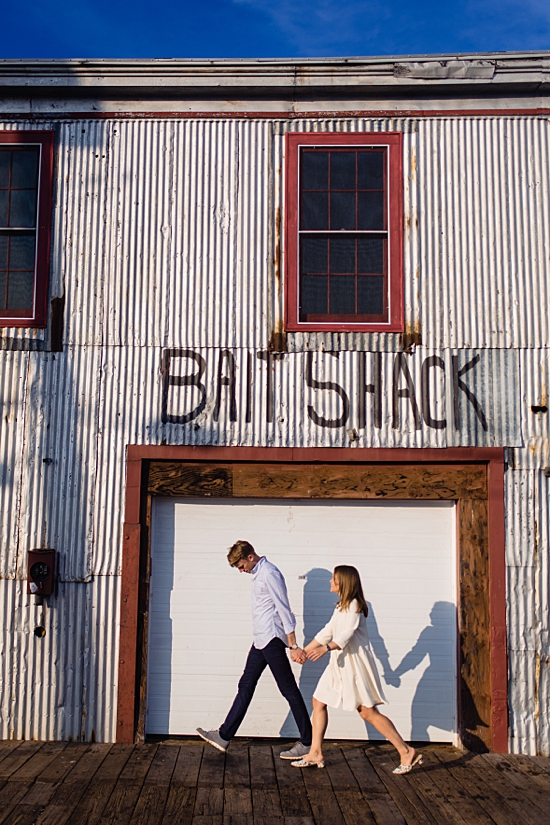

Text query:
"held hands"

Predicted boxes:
[[290, 647, 307, 665]]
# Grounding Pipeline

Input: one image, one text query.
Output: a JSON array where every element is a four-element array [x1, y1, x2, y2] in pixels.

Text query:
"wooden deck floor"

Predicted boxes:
[[1, 739, 550, 825]]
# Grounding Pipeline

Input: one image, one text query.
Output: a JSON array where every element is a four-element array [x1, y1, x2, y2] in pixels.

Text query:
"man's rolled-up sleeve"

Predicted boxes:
[[265, 571, 296, 634]]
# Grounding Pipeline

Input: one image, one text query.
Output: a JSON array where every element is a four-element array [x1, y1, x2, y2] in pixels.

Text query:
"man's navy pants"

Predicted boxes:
[[219, 637, 312, 745]]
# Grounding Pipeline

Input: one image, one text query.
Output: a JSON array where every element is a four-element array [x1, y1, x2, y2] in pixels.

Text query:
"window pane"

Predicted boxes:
[[301, 152, 328, 190], [357, 237, 384, 273], [9, 234, 36, 270], [0, 235, 8, 269], [300, 275, 328, 317], [358, 276, 384, 314], [0, 272, 5, 309], [358, 152, 384, 189], [301, 236, 327, 273], [11, 150, 39, 189], [357, 192, 384, 230], [330, 152, 355, 190], [330, 275, 355, 314], [0, 152, 9, 188], [301, 191, 328, 230], [10, 190, 37, 227], [7, 271, 34, 310], [330, 192, 355, 230], [0, 191, 8, 226], [329, 237, 355, 273]]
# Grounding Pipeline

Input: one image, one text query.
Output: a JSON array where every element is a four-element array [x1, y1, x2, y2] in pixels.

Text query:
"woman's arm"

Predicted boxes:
[[305, 638, 341, 661]]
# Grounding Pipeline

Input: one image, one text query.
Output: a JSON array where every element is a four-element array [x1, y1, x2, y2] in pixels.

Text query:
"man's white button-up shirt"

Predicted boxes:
[[251, 556, 296, 650]]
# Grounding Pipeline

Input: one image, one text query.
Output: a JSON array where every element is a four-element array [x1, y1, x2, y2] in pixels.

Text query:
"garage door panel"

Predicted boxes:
[[146, 498, 456, 742]]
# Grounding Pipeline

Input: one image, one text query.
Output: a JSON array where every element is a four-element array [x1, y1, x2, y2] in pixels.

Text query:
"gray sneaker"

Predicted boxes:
[[280, 742, 310, 760], [196, 727, 229, 752]]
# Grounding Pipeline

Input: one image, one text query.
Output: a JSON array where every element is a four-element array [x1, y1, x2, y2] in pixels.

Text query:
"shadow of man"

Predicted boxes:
[[393, 600, 458, 741], [279, 568, 335, 737]]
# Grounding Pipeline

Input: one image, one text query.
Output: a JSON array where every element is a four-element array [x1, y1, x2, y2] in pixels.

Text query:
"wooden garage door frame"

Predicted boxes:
[[117, 445, 507, 753]]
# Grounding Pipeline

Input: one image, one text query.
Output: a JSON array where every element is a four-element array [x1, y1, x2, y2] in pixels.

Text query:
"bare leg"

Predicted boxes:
[[359, 705, 415, 766], [302, 697, 328, 763]]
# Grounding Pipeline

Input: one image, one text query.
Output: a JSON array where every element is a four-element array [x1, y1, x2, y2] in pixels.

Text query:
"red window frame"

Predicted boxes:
[[0, 131, 54, 328], [284, 132, 404, 332]]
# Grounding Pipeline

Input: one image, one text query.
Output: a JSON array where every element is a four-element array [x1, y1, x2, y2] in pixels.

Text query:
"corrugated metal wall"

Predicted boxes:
[[0, 115, 548, 751]]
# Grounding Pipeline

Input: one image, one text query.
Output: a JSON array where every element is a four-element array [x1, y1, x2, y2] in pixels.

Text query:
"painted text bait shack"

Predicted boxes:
[[0, 53, 549, 754]]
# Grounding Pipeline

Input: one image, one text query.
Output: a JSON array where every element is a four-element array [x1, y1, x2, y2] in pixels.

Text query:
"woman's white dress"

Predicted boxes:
[[313, 600, 387, 711]]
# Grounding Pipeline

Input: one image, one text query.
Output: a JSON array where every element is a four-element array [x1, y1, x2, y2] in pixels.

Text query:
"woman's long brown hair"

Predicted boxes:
[[334, 565, 369, 616]]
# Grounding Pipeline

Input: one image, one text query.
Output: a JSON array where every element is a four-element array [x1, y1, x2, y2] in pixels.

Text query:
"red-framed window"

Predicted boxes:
[[284, 132, 403, 332], [0, 131, 54, 327]]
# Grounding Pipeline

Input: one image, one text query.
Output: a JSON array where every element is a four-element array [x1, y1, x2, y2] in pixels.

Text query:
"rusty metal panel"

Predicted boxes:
[[506, 469, 550, 755], [510, 349, 550, 471]]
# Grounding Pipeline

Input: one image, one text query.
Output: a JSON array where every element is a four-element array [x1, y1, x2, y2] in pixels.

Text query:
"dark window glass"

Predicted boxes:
[[301, 191, 328, 230], [10, 234, 35, 269], [358, 276, 384, 314], [329, 237, 355, 273], [301, 152, 328, 190], [331, 152, 356, 190], [301, 236, 327, 273], [0, 272, 5, 310], [0, 190, 7, 226], [10, 190, 36, 227], [11, 150, 39, 188], [358, 152, 384, 189], [330, 276, 355, 314], [358, 191, 384, 230], [0, 153, 9, 188], [7, 271, 34, 310], [330, 192, 355, 230], [357, 237, 384, 273], [0, 235, 7, 269], [300, 275, 328, 316]]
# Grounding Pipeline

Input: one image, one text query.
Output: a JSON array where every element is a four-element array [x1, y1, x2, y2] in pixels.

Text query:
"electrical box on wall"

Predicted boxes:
[[27, 549, 56, 596]]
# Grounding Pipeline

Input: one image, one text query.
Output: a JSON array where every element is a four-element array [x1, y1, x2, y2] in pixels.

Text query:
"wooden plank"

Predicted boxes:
[[416, 750, 496, 825], [9, 743, 67, 782], [528, 756, 550, 773], [458, 498, 492, 752], [143, 744, 178, 785], [233, 464, 487, 501], [64, 746, 142, 825], [1, 804, 46, 825], [0, 743, 22, 766], [194, 788, 224, 816], [148, 463, 233, 497], [342, 747, 406, 825], [481, 753, 550, 818], [507, 754, 550, 790], [249, 745, 277, 789], [324, 747, 361, 791], [432, 748, 539, 825], [367, 749, 438, 825], [36, 741, 90, 784], [117, 744, 158, 783], [334, 789, 377, 825], [224, 744, 250, 788], [0, 742, 43, 780], [172, 745, 204, 786], [97, 782, 145, 825], [251, 788, 283, 820], [197, 746, 225, 789], [192, 817, 222, 825], [0, 782, 34, 825], [223, 786, 252, 825], [161, 786, 196, 825], [272, 746, 313, 819], [34, 744, 113, 825], [301, 761, 345, 825], [130, 784, 172, 825]]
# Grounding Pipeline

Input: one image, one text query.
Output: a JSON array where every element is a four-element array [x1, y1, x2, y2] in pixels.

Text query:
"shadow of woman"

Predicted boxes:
[[393, 600, 460, 741], [279, 568, 335, 737]]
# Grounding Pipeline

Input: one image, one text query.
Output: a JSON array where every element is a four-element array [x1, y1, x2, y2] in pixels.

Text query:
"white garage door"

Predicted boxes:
[[146, 498, 456, 743]]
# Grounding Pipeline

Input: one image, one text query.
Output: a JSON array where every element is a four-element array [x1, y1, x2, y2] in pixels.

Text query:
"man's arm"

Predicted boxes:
[[264, 570, 306, 664]]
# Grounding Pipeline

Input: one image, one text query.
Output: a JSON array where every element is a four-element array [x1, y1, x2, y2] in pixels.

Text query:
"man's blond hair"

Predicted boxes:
[[227, 539, 256, 567]]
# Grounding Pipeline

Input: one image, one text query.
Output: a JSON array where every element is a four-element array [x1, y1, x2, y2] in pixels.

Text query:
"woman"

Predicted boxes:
[[291, 565, 422, 774]]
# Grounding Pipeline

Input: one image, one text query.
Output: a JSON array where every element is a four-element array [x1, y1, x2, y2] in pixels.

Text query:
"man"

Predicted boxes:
[[197, 540, 312, 759]]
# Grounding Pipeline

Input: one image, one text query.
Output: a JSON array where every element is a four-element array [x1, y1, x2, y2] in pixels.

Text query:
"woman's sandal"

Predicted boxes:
[[392, 754, 424, 774], [291, 758, 325, 768]]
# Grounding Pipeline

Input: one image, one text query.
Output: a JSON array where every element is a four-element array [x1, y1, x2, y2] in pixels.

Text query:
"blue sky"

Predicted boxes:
[[2, 0, 549, 59]]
